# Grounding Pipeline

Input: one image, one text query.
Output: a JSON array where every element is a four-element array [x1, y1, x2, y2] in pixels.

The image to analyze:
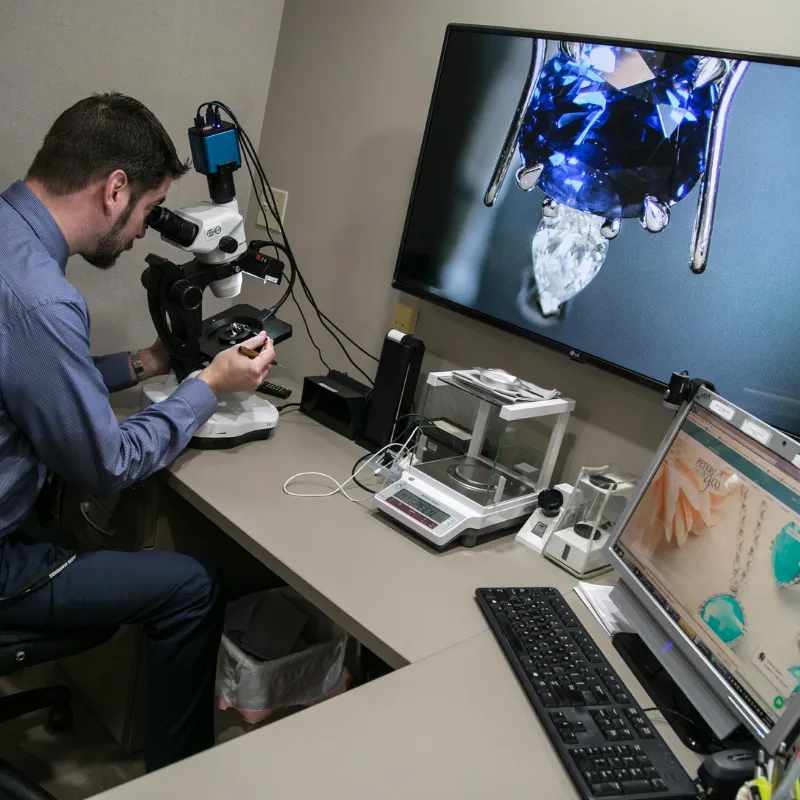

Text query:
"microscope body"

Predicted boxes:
[[143, 107, 291, 381]]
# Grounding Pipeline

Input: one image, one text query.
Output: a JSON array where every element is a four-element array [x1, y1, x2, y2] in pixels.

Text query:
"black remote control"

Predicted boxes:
[[255, 381, 292, 400]]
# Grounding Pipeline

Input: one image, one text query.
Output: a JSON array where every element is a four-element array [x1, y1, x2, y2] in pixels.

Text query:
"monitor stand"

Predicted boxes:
[[613, 632, 752, 754]]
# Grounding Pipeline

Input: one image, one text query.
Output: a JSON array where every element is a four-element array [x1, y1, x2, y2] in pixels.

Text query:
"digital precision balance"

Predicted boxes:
[[374, 369, 574, 548]]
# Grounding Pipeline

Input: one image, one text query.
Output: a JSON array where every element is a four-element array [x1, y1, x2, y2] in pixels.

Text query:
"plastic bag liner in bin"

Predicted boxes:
[[215, 587, 352, 723]]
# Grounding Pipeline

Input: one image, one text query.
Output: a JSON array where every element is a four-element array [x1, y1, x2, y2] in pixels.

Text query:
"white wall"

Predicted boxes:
[[245, 0, 800, 480], [0, 0, 285, 354]]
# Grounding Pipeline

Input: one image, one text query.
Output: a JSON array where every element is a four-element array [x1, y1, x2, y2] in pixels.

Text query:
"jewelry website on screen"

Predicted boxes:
[[614, 406, 800, 728]]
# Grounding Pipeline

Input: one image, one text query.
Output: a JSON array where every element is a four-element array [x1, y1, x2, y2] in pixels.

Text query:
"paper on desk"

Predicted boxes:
[[575, 582, 634, 637]]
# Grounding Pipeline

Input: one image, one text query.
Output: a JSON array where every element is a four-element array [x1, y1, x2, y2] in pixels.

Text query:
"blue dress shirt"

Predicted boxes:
[[0, 181, 218, 539]]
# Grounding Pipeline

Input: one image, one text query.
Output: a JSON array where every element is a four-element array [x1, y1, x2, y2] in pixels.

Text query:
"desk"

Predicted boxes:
[[165, 409, 577, 668], [93, 403, 698, 799], [95, 595, 700, 799]]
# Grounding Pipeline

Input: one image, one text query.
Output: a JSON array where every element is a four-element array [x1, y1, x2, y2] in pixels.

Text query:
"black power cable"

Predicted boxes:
[[197, 102, 378, 384], [237, 134, 376, 385]]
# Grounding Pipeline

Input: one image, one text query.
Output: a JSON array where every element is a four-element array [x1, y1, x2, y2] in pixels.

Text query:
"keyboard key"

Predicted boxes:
[[622, 757, 636, 768], [594, 760, 610, 772], [540, 692, 557, 708], [573, 722, 586, 733], [608, 758, 623, 770], [629, 768, 644, 781], [644, 767, 659, 779], [650, 778, 667, 792], [598, 771, 614, 782], [591, 782, 623, 797], [584, 771, 599, 784], [593, 685, 610, 704], [637, 756, 652, 768], [618, 728, 634, 741], [639, 726, 655, 739], [615, 769, 632, 782], [571, 750, 592, 771], [604, 729, 620, 742], [560, 732, 578, 744], [622, 780, 652, 794], [615, 746, 630, 757]]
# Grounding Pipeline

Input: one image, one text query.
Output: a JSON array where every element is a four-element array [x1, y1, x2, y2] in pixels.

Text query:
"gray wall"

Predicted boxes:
[[1, 0, 285, 355], [246, 0, 800, 481]]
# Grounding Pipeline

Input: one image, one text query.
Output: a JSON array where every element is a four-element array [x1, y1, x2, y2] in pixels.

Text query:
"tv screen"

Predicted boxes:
[[393, 25, 800, 436]]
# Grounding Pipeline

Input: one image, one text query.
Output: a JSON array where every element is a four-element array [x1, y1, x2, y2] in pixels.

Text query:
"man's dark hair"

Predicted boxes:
[[27, 92, 190, 199]]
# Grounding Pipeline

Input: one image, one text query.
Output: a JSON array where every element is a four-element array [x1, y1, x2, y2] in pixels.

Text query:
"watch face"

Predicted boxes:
[[131, 352, 147, 381]]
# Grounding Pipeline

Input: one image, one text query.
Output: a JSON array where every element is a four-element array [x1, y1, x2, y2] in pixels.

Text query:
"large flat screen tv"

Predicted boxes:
[[393, 25, 800, 436]]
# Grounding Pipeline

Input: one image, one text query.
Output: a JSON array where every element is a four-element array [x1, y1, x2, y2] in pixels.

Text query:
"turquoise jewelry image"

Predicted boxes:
[[790, 666, 800, 693], [771, 521, 800, 587], [699, 489, 767, 646]]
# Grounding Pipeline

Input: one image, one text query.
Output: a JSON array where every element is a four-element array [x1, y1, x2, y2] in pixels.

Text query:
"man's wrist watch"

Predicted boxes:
[[130, 350, 148, 383]]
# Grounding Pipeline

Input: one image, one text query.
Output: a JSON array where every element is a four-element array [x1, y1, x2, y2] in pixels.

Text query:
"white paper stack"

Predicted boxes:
[[575, 582, 634, 637]]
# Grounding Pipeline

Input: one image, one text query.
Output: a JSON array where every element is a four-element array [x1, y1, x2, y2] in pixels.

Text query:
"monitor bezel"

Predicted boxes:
[[391, 23, 800, 405], [604, 387, 800, 753]]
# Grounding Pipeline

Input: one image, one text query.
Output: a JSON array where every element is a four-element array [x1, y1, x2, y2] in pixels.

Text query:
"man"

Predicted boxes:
[[0, 93, 275, 771]]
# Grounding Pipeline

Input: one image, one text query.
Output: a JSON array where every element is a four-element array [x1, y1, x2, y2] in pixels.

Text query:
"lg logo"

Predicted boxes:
[[206, 225, 222, 238]]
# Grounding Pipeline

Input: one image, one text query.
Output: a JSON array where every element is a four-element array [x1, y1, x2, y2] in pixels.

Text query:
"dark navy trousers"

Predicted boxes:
[[0, 519, 224, 772]]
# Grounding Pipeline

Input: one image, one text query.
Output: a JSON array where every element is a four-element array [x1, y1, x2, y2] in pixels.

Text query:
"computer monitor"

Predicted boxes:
[[392, 25, 800, 437], [606, 387, 800, 754]]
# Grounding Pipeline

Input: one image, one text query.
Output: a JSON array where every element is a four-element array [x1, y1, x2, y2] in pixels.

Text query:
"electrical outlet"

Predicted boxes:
[[255, 188, 288, 231], [392, 303, 418, 334]]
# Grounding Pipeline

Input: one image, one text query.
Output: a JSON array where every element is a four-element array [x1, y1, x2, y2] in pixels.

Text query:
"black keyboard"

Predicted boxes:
[[476, 588, 696, 800]]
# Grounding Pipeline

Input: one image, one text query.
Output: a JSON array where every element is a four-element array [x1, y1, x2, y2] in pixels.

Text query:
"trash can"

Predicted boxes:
[[215, 586, 354, 723]]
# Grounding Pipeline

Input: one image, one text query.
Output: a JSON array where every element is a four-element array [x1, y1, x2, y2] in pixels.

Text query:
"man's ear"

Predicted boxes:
[[102, 170, 130, 217]]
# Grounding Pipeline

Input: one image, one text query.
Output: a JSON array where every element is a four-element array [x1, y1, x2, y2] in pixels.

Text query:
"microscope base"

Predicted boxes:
[[142, 375, 279, 450]]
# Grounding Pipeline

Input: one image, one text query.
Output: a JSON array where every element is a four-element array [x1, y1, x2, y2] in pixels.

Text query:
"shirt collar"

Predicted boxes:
[[2, 181, 70, 273]]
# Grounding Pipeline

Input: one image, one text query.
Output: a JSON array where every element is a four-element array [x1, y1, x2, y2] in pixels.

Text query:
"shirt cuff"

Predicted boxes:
[[172, 377, 218, 426], [93, 352, 137, 394]]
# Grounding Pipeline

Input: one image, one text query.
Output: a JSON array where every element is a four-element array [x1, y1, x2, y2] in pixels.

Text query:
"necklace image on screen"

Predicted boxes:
[[699, 486, 768, 646]]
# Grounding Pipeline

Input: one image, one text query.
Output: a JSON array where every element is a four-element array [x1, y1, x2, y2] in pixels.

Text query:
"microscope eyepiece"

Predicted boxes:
[[147, 207, 199, 248]]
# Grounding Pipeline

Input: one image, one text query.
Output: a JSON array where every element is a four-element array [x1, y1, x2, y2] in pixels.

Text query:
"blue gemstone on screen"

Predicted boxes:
[[518, 46, 717, 218]]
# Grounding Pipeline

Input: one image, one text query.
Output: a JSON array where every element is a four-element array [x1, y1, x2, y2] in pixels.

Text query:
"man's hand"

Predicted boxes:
[[198, 332, 275, 394], [139, 338, 172, 378]]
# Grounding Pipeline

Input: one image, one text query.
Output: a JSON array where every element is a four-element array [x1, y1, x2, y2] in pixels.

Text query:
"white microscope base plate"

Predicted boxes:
[[142, 375, 279, 441]]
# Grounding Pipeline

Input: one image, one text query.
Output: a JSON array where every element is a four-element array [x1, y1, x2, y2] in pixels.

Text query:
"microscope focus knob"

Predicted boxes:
[[218, 236, 239, 255], [170, 279, 203, 311]]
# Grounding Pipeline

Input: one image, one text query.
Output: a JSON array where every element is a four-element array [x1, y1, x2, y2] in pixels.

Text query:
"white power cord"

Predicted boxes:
[[283, 426, 420, 503]]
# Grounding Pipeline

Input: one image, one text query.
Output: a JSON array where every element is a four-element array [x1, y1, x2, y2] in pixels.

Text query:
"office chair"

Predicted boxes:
[[0, 626, 117, 800]]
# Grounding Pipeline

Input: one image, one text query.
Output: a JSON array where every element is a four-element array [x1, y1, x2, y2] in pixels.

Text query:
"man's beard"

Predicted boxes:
[[82, 199, 136, 269]]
